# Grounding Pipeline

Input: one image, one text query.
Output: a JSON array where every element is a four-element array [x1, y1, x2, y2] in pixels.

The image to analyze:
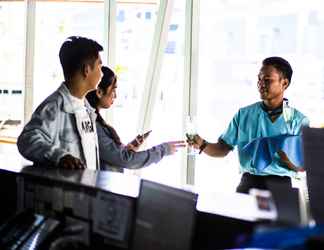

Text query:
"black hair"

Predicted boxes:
[[262, 56, 293, 84], [86, 66, 121, 145], [59, 36, 103, 80], [97, 66, 116, 92], [86, 66, 116, 108]]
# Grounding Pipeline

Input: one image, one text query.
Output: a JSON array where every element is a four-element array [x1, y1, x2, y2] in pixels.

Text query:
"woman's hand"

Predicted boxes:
[[126, 142, 140, 152], [127, 135, 145, 152], [166, 140, 186, 154]]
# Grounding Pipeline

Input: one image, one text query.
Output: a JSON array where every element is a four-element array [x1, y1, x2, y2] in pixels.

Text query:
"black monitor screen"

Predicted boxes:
[[132, 179, 198, 250], [303, 127, 324, 224]]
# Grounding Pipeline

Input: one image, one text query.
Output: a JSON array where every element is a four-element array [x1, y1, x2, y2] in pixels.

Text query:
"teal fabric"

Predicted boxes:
[[220, 102, 309, 177], [243, 224, 324, 249], [242, 134, 303, 171]]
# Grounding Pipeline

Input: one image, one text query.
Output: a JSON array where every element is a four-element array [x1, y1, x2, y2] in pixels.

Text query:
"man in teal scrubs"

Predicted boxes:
[[190, 57, 309, 193]]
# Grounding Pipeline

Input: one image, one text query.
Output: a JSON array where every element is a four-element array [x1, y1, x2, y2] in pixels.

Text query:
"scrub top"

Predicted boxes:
[[220, 102, 309, 177]]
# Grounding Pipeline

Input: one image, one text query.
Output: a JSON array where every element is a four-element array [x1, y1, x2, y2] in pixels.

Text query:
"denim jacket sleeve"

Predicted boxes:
[[17, 99, 69, 166], [96, 122, 172, 170]]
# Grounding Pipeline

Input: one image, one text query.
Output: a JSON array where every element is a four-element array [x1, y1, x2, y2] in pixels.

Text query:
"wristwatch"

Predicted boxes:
[[199, 140, 207, 154]]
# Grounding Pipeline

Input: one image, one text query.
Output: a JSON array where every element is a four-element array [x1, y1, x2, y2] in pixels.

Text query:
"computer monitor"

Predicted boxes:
[[132, 179, 198, 250], [266, 179, 300, 225], [302, 127, 324, 224]]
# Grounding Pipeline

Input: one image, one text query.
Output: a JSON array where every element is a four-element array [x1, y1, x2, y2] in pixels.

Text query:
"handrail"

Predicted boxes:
[[0, 136, 17, 144]]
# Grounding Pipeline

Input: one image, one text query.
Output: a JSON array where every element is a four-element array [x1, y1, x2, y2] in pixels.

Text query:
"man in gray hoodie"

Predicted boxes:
[[17, 36, 103, 169]]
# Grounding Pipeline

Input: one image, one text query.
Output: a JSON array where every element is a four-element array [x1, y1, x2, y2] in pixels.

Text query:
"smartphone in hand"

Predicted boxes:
[[142, 130, 152, 139], [131, 130, 152, 147]]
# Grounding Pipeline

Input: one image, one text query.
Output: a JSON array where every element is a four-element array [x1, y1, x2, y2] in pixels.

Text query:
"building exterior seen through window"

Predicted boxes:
[[0, 1, 24, 140]]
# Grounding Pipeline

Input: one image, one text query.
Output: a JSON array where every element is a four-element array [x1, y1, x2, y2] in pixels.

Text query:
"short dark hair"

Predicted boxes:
[[262, 57, 293, 84], [59, 36, 103, 80]]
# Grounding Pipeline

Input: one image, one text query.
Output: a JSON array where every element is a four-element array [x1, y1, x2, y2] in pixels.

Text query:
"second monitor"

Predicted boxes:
[[132, 179, 198, 250]]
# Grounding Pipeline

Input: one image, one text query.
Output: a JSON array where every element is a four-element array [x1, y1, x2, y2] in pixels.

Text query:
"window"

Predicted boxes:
[[140, 0, 186, 186], [0, 1, 25, 139], [33, 0, 105, 108], [196, 0, 324, 192], [113, 1, 158, 142]]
